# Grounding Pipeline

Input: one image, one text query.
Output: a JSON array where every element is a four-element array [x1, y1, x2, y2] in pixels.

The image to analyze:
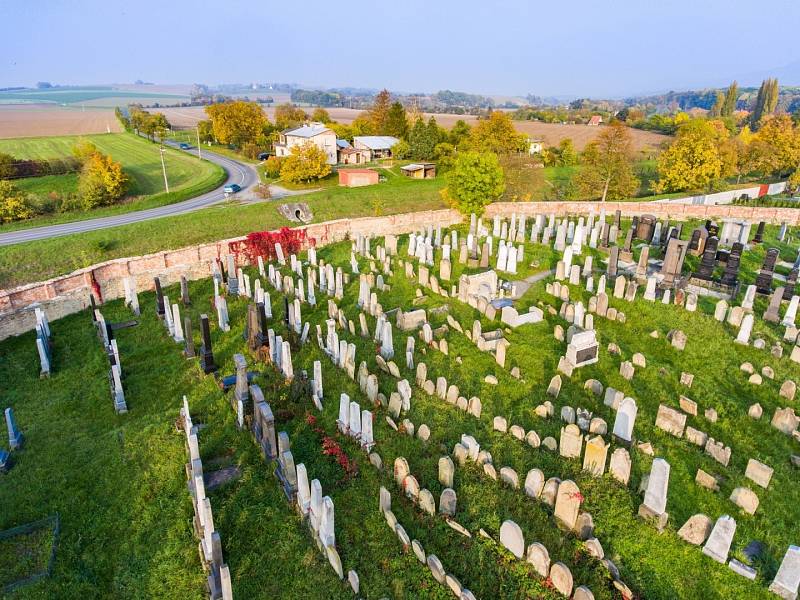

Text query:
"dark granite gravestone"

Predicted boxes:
[[636, 215, 656, 242], [199, 314, 218, 374], [620, 228, 634, 261], [631, 215, 639, 232], [89, 294, 98, 322], [783, 268, 798, 300], [755, 248, 779, 294], [614, 210, 621, 229], [689, 228, 702, 251], [660, 221, 671, 247], [180, 275, 191, 306], [720, 242, 743, 286], [184, 316, 195, 358], [154, 277, 165, 319], [283, 297, 290, 328], [753, 221, 765, 244], [600, 223, 610, 248], [694, 236, 719, 280], [706, 220, 720, 237]]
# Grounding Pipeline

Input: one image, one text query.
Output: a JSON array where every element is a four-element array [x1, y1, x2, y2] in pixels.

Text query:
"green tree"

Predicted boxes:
[[655, 119, 723, 192], [557, 138, 578, 166], [385, 102, 408, 139], [751, 78, 779, 130], [206, 101, 269, 147], [0, 152, 15, 179], [311, 108, 331, 123], [722, 81, 739, 117], [750, 114, 800, 176], [279, 142, 331, 183], [441, 151, 505, 215], [390, 140, 410, 159], [408, 117, 437, 160], [197, 120, 215, 143], [0, 180, 32, 222], [448, 119, 471, 147], [71, 139, 99, 163], [78, 152, 129, 209], [574, 121, 639, 201], [467, 111, 525, 154]]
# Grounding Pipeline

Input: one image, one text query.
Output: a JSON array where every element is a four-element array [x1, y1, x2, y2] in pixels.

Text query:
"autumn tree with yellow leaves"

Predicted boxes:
[[205, 101, 269, 147], [279, 142, 331, 183]]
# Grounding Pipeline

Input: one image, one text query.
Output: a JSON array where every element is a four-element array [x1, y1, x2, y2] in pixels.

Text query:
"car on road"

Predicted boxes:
[[179, 142, 191, 150], [223, 183, 242, 195]]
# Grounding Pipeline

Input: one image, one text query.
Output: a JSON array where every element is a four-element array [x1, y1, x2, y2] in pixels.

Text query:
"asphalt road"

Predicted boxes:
[[0, 145, 259, 247]]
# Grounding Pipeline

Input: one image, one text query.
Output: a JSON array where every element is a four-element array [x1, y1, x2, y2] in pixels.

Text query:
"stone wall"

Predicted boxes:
[[2, 201, 799, 341], [0, 209, 461, 341]]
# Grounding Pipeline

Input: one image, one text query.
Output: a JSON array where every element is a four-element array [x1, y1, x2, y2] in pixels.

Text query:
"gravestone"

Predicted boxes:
[[702, 515, 736, 564], [720, 242, 743, 286], [554, 480, 581, 529], [756, 248, 779, 293], [499, 520, 525, 558], [638, 458, 670, 529], [694, 236, 718, 280], [769, 546, 800, 600], [199, 315, 218, 374], [612, 398, 637, 443]]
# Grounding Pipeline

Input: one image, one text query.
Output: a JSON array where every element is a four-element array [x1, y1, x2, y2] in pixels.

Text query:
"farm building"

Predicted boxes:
[[274, 122, 337, 164], [400, 163, 436, 179], [338, 168, 379, 187], [527, 138, 544, 155], [587, 115, 603, 126], [353, 135, 400, 159], [337, 140, 370, 164]]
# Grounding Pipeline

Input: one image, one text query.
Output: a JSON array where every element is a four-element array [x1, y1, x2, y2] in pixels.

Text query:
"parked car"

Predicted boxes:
[[257, 152, 270, 161], [224, 183, 241, 195], [179, 142, 190, 150]]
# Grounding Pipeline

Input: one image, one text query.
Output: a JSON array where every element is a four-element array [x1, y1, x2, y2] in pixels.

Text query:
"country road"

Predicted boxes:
[[0, 144, 261, 247]]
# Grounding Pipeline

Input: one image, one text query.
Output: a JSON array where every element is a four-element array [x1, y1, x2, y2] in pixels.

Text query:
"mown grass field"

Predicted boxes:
[[0, 133, 225, 232], [0, 222, 797, 598]]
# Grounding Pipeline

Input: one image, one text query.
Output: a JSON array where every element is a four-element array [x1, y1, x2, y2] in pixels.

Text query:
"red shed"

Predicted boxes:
[[338, 168, 379, 188]]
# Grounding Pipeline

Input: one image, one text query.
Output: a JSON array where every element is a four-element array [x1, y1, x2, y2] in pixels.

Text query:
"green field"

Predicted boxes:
[[0, 165, 447, 288], [0, 87, 185, 106], [0, 223, 797, 598], [0, 133, 225, 232]]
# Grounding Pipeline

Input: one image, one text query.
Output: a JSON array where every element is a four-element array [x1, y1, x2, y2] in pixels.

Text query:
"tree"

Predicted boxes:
[[367, 89, 392, 134], [467, 111, 525, 154], [0, 181, 32, 223], [273, 103, 307, 130], [441, 151, 505, 216], [350, 113, 375, 136], [751, 114, 800, 176], [408, 117, 437, 160], [263, 156, 284, 178], [751, 78, 779, 130], [206, 101, 269, 147], [709, 92, 724, 117], [391, 140, 410, 160], [78, 153, 128, 209], [722, 81, 738, 117], [557, 138, 578, 166], [279, 142, 331, 183], [655, 119, 724, 193], [448, 119, 471, 147], [0, 152, 15, 179], [385, 102, 408, 139], [197, 119, 214, 143], [72, 139, 99, 163], [574, 121, 639, 201], [311, 108, 331, 123]]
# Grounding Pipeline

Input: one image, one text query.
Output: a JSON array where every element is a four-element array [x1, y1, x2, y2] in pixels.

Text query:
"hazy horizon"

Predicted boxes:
[[2, 0, 800, 98]]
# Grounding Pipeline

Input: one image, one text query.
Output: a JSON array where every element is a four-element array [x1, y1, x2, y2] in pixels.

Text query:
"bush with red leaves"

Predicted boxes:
[[229, 226, 315, 265], [304, 412, 358, 482]]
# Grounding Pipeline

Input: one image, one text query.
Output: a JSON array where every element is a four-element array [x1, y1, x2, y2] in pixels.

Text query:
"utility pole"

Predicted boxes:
[[159, 145, 170, 193], [196, 127, 202, 160]]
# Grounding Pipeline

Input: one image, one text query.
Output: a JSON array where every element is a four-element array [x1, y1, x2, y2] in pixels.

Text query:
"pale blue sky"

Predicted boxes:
[[2, 0, 799, 97]]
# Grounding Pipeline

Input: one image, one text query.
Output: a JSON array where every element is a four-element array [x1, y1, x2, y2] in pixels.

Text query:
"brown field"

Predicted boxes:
[[0, 105, 123, 138], [513, 120, 670, 152]]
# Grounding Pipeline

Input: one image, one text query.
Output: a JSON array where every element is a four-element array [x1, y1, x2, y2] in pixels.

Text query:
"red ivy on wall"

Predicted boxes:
[[229, 227, 315, 264]]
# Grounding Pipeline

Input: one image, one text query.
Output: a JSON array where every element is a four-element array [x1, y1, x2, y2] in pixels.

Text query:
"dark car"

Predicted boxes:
[[223, 184, 241, 194], [179, 142, 190, 150], [257, 152, 270, 161]]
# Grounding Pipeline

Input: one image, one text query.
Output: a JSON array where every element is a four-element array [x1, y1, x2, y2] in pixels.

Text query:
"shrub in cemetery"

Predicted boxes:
[[441, 150, 505, 216], [230, 226, 311, 264]]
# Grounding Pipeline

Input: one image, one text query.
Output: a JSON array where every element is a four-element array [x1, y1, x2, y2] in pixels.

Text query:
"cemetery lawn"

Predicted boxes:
[[1, 221, 798, 598], [0, 133, 225, 232], [0, 523, 55, 591], [0, 171, 446, 289]]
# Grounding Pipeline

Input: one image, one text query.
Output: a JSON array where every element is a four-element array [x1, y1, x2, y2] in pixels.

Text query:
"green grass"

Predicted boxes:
[[0, 523, 55, 590], [0, 168, 447, 288], [0, 133, 225, 232], [1, 223, 797, 598], [0, 87, 184, 105]]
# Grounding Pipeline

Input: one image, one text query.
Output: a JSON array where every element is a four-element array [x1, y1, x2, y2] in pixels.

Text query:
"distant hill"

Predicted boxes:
[[623, 85, 800, 114]]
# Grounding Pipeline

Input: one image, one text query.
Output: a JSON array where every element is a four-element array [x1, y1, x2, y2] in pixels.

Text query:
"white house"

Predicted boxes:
[[527, 138, 544, 155], [353, 136, 400, 159], [274, 122, 338, 164]]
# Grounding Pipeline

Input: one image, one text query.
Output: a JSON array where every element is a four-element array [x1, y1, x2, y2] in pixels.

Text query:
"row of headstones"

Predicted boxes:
[[378, 486, 477, 600], [0, 407, 23, 472], [392, 457, 457, 518], [179, 400, 232, 600], [468, 318, 510, 367], [414, 363, 482, 420], [92, 306, 127, 414], [336, 393, 375, 451], [680, 510, 800, 596]]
